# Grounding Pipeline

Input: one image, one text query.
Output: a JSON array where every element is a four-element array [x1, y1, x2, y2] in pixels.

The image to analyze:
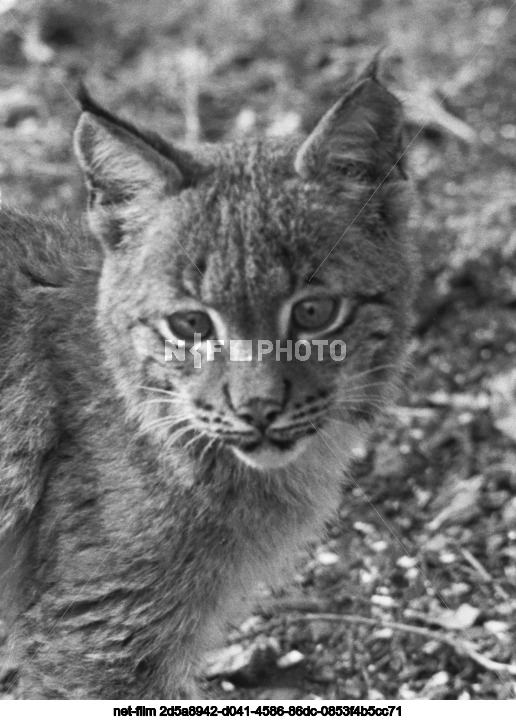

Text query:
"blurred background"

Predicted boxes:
[[1, 0, 516, 701]]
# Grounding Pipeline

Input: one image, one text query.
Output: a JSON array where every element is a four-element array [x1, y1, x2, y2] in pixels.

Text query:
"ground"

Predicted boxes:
[[0, 0, 515, 701]]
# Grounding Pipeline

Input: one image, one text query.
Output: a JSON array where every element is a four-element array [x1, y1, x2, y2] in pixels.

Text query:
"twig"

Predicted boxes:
[[236, 612, 516, 678], [307, 613, 516, 677], [461, 549, 510, 600], [262, 594, 366, 614], [461, 549, 492, 582]]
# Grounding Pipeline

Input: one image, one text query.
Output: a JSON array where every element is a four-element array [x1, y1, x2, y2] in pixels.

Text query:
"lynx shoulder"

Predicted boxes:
[[0, 63, 416, 699]]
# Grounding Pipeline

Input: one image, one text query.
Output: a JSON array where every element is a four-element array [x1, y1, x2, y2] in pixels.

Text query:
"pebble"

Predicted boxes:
[[421, 670, 450, 698], [371, 628, 394, 640], [370, 540, 388, 553], [220, 680, 235, 693], [354, 521, 375, 535], [422, 640, 441, 655], [424, 670, 450, 689], [397, 555, 417, 569], [360, 569, 375, 584], [445, 581, 470, 596], [423, 533, 448, 552], [484, 620, 510, 636], [276, 650, 304, 669], [439, 551, 457, 564], [371, 595, 396, 608]]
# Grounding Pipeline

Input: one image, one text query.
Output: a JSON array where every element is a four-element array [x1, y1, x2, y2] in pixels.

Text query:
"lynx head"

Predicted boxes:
[[74, 63, 415, 473]]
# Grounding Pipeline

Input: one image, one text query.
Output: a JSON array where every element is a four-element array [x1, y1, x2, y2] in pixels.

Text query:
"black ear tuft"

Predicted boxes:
[[356, 50, 383, 83], [77, 81, 96, 113], [77, 83, 150, 148], [74, 89, 191, 247], [76, 84, 204, 188]]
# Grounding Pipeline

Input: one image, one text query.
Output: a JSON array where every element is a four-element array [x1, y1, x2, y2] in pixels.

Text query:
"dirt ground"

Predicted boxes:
[[1, 0, 516, 701]]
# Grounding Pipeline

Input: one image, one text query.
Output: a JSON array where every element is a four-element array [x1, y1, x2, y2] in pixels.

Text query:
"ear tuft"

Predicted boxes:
[[73, 89, 203, 247], [76, 84, 203, 188], [295, 56, 407, 184], [77, 81, 98, 114], [356, 49, 383, 83], [74, 110, 181, 246]]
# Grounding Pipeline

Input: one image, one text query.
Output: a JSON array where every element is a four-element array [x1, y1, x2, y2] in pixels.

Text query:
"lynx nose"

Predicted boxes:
[[236, 398, 281, 432]]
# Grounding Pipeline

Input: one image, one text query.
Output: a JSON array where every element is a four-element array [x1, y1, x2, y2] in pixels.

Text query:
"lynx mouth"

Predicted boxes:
[[240, 437, 294, 453], [231, 436, 310, 470]]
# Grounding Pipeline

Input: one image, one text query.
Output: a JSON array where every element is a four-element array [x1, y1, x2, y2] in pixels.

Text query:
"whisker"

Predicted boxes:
[[327, 403, 386, 419], [141, 410, 192, 423], [335, 390, 394, 403], [335, 396, 388, 405], [198, 436, 220, 465], [183, 432, 207, 452], [163, 426, 198, 450], [138, 385, 183, 399], [141, 414, 194, 434], [140, 395, 185, 406], [341, 380, 396, 392], [330, 405, 386, 417], [342, 364, 401, 382], [140, 413, 194, 427], [329, 414, 382, 422]]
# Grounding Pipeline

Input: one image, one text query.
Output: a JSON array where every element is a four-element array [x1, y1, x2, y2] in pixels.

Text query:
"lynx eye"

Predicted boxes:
[[292, 297, 337, 330], [167, 311, 212, 341]]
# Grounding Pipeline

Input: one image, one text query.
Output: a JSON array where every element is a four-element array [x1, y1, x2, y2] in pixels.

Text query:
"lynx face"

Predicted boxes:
[[75, 71, 414, 471]]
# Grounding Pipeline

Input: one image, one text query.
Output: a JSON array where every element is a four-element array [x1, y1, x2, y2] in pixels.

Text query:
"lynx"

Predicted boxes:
[[0, 61, 416, 699]]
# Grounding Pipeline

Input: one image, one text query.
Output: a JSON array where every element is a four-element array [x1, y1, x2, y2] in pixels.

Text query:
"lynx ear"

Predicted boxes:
[[74, 88, 198, 247], [295, 65, 406, 184]]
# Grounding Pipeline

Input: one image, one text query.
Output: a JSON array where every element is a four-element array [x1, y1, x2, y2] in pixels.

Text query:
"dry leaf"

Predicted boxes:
[[428, 476, 483, 531], [428, 603, 480, 631]]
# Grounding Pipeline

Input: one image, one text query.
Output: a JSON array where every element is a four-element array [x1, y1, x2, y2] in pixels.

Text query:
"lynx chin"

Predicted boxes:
[[0, 59, 417, 699]]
